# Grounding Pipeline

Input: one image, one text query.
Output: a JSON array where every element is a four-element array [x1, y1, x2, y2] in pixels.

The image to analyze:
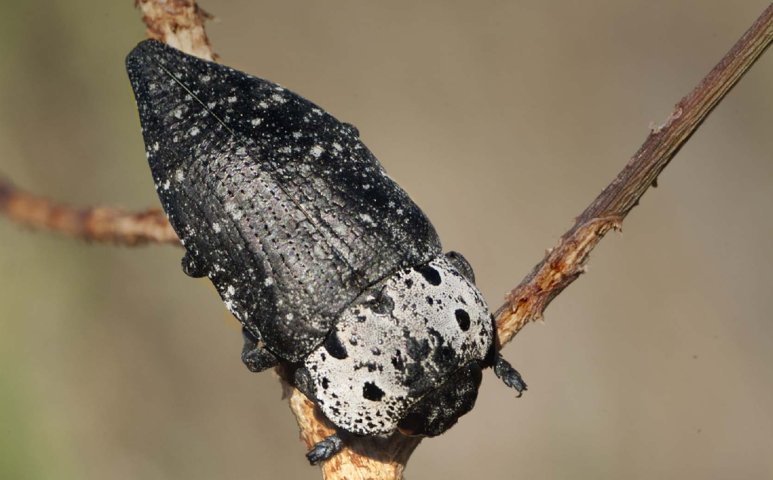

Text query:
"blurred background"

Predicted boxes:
[[1, 1, 772, 478]]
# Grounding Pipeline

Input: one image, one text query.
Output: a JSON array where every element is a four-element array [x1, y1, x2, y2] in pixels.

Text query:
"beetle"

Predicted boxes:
[[126, 39, 525, 464]]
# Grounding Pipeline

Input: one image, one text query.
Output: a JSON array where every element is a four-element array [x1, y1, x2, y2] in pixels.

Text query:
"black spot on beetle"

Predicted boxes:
[[391, 352, 405, 371], [433, 345, 456, 366], [402, 363, 427, 389], [455, 309, 471, 331], [363, 382, 385, 401], [405, 336, 431, 361], [324, 331, 348, 359], [416, 265, 441, 286], [321, 377, 330, 390], [426, 296, 434, 305]]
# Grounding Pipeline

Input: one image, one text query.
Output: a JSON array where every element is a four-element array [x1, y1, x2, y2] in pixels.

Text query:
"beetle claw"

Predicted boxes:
[[306, 434, 344, 465], [493, 354, 527, 397]]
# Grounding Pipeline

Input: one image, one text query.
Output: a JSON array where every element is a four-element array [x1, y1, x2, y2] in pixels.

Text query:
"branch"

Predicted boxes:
[[0, 2, 770, 479], [135, 0, 216, 61], [494, 3, 773, 346], [0, 176, 179, 246]]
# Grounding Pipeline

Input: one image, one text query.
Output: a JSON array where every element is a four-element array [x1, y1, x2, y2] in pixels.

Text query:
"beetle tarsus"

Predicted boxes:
[[181, 250, 207, 278], [493, 354, 527, 397], [306, 433, 344, 465], [241, 328, 279, 372]]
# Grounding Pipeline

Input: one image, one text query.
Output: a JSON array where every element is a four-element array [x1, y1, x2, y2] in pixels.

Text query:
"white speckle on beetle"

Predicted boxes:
[[359, 213, 376, 226], [175, 169, 185, 182], [227, 95, 238, 103], [310, 145, 324, 158], [213, 223, 221, 233], [189, 126, 200, 137], [264, 277, 274, 287], [271, 93, 287, 104], [224, 202, 243, 220], [251, 117, 262, 126]]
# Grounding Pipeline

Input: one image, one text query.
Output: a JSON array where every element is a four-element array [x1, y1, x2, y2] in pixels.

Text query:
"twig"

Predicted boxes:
[[494, 3, 773, 345], [135, 0, 216, 61], [0, 1, 770, 479], [0, 176, 178, 246]]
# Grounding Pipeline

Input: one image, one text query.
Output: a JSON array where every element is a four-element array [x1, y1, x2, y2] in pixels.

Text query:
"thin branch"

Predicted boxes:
[[0, 2, 770, 480], [135, 0, 216, 61], [494, 3, 773, 346], [0, 176, 178, 246]]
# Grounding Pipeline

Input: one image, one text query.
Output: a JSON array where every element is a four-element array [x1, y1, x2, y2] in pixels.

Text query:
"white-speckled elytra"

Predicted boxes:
[[126, 39, 526, 464]]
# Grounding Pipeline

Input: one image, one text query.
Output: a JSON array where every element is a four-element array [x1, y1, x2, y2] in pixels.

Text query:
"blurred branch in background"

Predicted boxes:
[[0, 1, 770, 479], [0, 176, 178, 246]]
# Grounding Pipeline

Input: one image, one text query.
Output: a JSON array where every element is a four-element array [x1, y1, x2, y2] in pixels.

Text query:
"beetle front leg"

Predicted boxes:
[[181, 250, 207, 278], [241, 328, 279, 372], [493, 353, 527, 397], [306, 433, 344, 465]]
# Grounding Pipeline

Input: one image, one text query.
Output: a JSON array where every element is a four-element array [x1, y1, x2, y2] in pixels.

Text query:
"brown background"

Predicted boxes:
[[1, 1, 772, 479]]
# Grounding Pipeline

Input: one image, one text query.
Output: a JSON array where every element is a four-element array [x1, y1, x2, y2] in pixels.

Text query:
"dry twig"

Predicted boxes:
[[0, 1, 770, 479], [0, 176, 178, 246], [494, 4, 773, 344]]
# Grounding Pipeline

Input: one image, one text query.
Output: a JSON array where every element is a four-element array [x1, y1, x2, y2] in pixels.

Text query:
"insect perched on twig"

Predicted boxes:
[[126, 40, 525, 464]]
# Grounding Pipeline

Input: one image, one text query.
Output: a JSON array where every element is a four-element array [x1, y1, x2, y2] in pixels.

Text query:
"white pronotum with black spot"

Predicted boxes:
[[126, 40, 526, 465]]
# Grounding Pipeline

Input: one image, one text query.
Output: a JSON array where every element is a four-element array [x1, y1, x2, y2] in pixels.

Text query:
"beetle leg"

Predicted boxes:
[[181, 250, 207, 278], [306, 433, 343, 465], [493, 354, 527, 397], [241, 328, 279, 372]]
